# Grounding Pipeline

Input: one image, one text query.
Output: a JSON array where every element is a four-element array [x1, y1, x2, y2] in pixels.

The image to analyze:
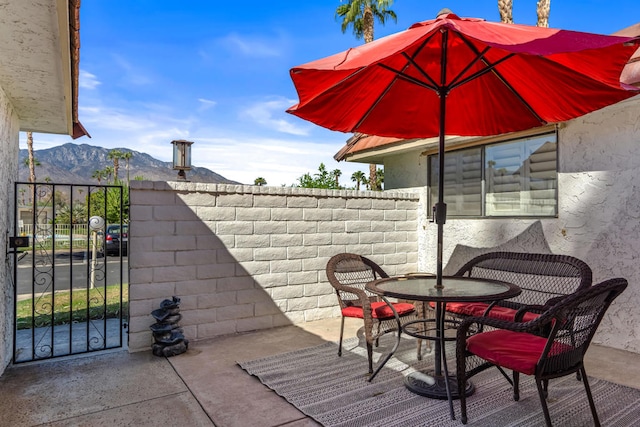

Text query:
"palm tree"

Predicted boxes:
[[336, 0, 396, 191], [122, 151, 133, 185], [26, 131, 37, 183], [499, 0, 550, 28], [92, 169, 105, 184], [332, 169, 342, 188], [18, 188, 26, 206], [254, 177, 267, 186], [360, 174, 369, 190], [497, 0, 513, 24], [351, 170, 366, 190], [375, 167, 384, 191], [537, 0, 551, 28], [103, 166, 114, 184], [107, 149, 124, 182], [22, 157, 41, 168]]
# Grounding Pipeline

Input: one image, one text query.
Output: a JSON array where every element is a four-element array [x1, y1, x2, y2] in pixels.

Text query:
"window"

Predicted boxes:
[[430, 147, 482, 216], [429, 132, 557, 217]]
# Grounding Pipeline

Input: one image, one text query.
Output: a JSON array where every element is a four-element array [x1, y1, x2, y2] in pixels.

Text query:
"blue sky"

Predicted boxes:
[[21, 1, 640, 186]]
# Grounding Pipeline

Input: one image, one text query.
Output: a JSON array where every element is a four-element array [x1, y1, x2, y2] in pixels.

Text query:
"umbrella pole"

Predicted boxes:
[[435, 93, 446, 289], [435, 32, 448, 290]]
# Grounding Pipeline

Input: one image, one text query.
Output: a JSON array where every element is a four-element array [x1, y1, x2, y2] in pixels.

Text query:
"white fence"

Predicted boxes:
[[19, 223, 90, 248]]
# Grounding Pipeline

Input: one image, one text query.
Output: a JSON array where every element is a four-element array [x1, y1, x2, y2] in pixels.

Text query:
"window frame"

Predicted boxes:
[[427, 130, 558, 219]]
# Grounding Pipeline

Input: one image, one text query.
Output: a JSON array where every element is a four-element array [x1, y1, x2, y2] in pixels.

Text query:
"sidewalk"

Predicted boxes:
[[13, 318, 125, 363], [0, 318, 638, 426]]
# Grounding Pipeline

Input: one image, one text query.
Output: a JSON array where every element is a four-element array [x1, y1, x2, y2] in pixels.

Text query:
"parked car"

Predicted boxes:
[[103, 224, 128, 256]]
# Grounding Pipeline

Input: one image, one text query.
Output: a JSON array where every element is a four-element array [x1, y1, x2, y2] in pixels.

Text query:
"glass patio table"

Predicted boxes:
[[365, 275, 521, 420]]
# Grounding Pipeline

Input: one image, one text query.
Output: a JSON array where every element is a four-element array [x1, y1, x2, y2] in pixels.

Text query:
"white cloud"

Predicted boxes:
[[21, 89, 363, 189], [192, 134, 366, 187], [111, 54, 154, 85], [198, 98, 217, 112], [242, 98, 310, 136], [221, 33, 283, 58], [78, 106, 158, 132], [20, 123, 365, 188], [134, 128, 186, 146], [79, 70, 101, 89]]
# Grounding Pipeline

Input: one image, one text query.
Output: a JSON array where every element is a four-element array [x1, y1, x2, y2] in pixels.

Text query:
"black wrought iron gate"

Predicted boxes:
[[12, 182, 128, 363]]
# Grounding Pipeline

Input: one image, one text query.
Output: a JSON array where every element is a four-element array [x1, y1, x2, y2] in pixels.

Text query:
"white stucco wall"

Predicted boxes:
[[385, 149, 429, 189], [0, 85, 20, 374], [402, 97, 640, 353]]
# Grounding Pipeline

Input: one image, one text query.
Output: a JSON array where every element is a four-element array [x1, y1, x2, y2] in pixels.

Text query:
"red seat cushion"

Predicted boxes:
[[444, 302, 540, 322], [342, 302, 415, 319], [466, 330, 549, 375]]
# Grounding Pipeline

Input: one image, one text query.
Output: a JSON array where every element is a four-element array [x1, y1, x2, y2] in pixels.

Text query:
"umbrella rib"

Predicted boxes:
[[378, 63, 438, 92], [453, 33, 546, 124], [401, 52, 440, 90], [479, 58, 546, 125], [354, 33, 441, 130], [402, 30, 441, 88], [447, 45, 492, 89], [375, 31, 441, 92], [450, 52, 514, 89], [353, 72, 405, 130], [356, 35, 438, 130], [378, 33, 438, 92]]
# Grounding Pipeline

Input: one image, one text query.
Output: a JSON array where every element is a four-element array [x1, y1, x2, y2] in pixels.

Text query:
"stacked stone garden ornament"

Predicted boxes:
[[150, 296, 189, 357]]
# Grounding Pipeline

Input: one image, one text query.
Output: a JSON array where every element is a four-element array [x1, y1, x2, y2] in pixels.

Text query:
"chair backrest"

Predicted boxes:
[[326, 253, 389, 308], [453, 251, 593, 308], [537, 277, 627, 376]]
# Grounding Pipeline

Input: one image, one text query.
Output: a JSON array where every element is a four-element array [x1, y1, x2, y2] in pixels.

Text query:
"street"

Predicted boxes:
[[15, 251, 128, 298]]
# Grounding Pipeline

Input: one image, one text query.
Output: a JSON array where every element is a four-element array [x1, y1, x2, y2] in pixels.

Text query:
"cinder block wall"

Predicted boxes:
[[128, 181, 420, 352]]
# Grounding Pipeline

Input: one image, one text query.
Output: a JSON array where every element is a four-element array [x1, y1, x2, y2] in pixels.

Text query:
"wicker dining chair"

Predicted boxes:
[[326, 253, 418, 374], [448, 252, 593, 323], [456, 277, 628, 426]]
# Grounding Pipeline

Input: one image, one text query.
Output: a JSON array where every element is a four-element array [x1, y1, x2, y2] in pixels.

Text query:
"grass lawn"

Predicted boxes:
[[16, 284, 128, 330]]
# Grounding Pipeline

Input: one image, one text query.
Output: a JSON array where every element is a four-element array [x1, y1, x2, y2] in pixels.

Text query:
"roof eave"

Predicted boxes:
[[69, 0, 89, 138], [0, 0, 88, 138]]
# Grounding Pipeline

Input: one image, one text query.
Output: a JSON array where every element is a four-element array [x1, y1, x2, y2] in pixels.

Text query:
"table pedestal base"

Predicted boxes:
[[404, 371, 475, 400]]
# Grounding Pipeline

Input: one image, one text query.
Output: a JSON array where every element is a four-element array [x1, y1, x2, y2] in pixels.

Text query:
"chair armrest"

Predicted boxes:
[[542, 295, 565, 308], [481, 301, 500, 317], [513, 293, 568, 321], [337, 286, 374, 312], [514, 304, 545, 322], [456, 310, 556, 343]]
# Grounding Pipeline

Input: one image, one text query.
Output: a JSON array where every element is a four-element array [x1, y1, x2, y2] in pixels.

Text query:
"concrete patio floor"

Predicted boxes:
[[0, 317, 639, 426]]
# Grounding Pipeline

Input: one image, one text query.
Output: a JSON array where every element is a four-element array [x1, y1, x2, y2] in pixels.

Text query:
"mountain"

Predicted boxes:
[[18, 143, 240, 185]]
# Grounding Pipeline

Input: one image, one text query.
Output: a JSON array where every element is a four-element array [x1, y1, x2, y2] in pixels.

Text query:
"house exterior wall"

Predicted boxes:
[[127, 182, 420, 352], [0, 86, 20, 373], [384, 149, 428, 189], [385, 98, 640, 353]]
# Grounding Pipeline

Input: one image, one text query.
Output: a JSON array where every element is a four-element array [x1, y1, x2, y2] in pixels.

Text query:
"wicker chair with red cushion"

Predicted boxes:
[[456, 277, 628, 426], [326, 253, 417, 374], [449, 252, 593, 324]]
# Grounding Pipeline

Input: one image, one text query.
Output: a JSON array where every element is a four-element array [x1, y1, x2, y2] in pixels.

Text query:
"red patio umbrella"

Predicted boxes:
[[287, 10, 639, 287]]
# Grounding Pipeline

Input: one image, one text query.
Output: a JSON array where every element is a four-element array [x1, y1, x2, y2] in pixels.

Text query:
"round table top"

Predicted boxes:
[[366, 275, 521, 303]]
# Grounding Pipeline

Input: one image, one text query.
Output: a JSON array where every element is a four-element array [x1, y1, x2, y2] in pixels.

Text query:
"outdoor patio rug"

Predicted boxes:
[[238, 336, 640, 427]]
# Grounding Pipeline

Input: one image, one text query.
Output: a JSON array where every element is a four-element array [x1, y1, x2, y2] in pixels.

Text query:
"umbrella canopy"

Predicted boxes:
[[287, 11, 639, 286], [288, 11, 638, 138]]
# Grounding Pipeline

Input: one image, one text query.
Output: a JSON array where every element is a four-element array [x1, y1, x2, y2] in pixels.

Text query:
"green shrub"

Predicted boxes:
[[16, 285, 128, 330]]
